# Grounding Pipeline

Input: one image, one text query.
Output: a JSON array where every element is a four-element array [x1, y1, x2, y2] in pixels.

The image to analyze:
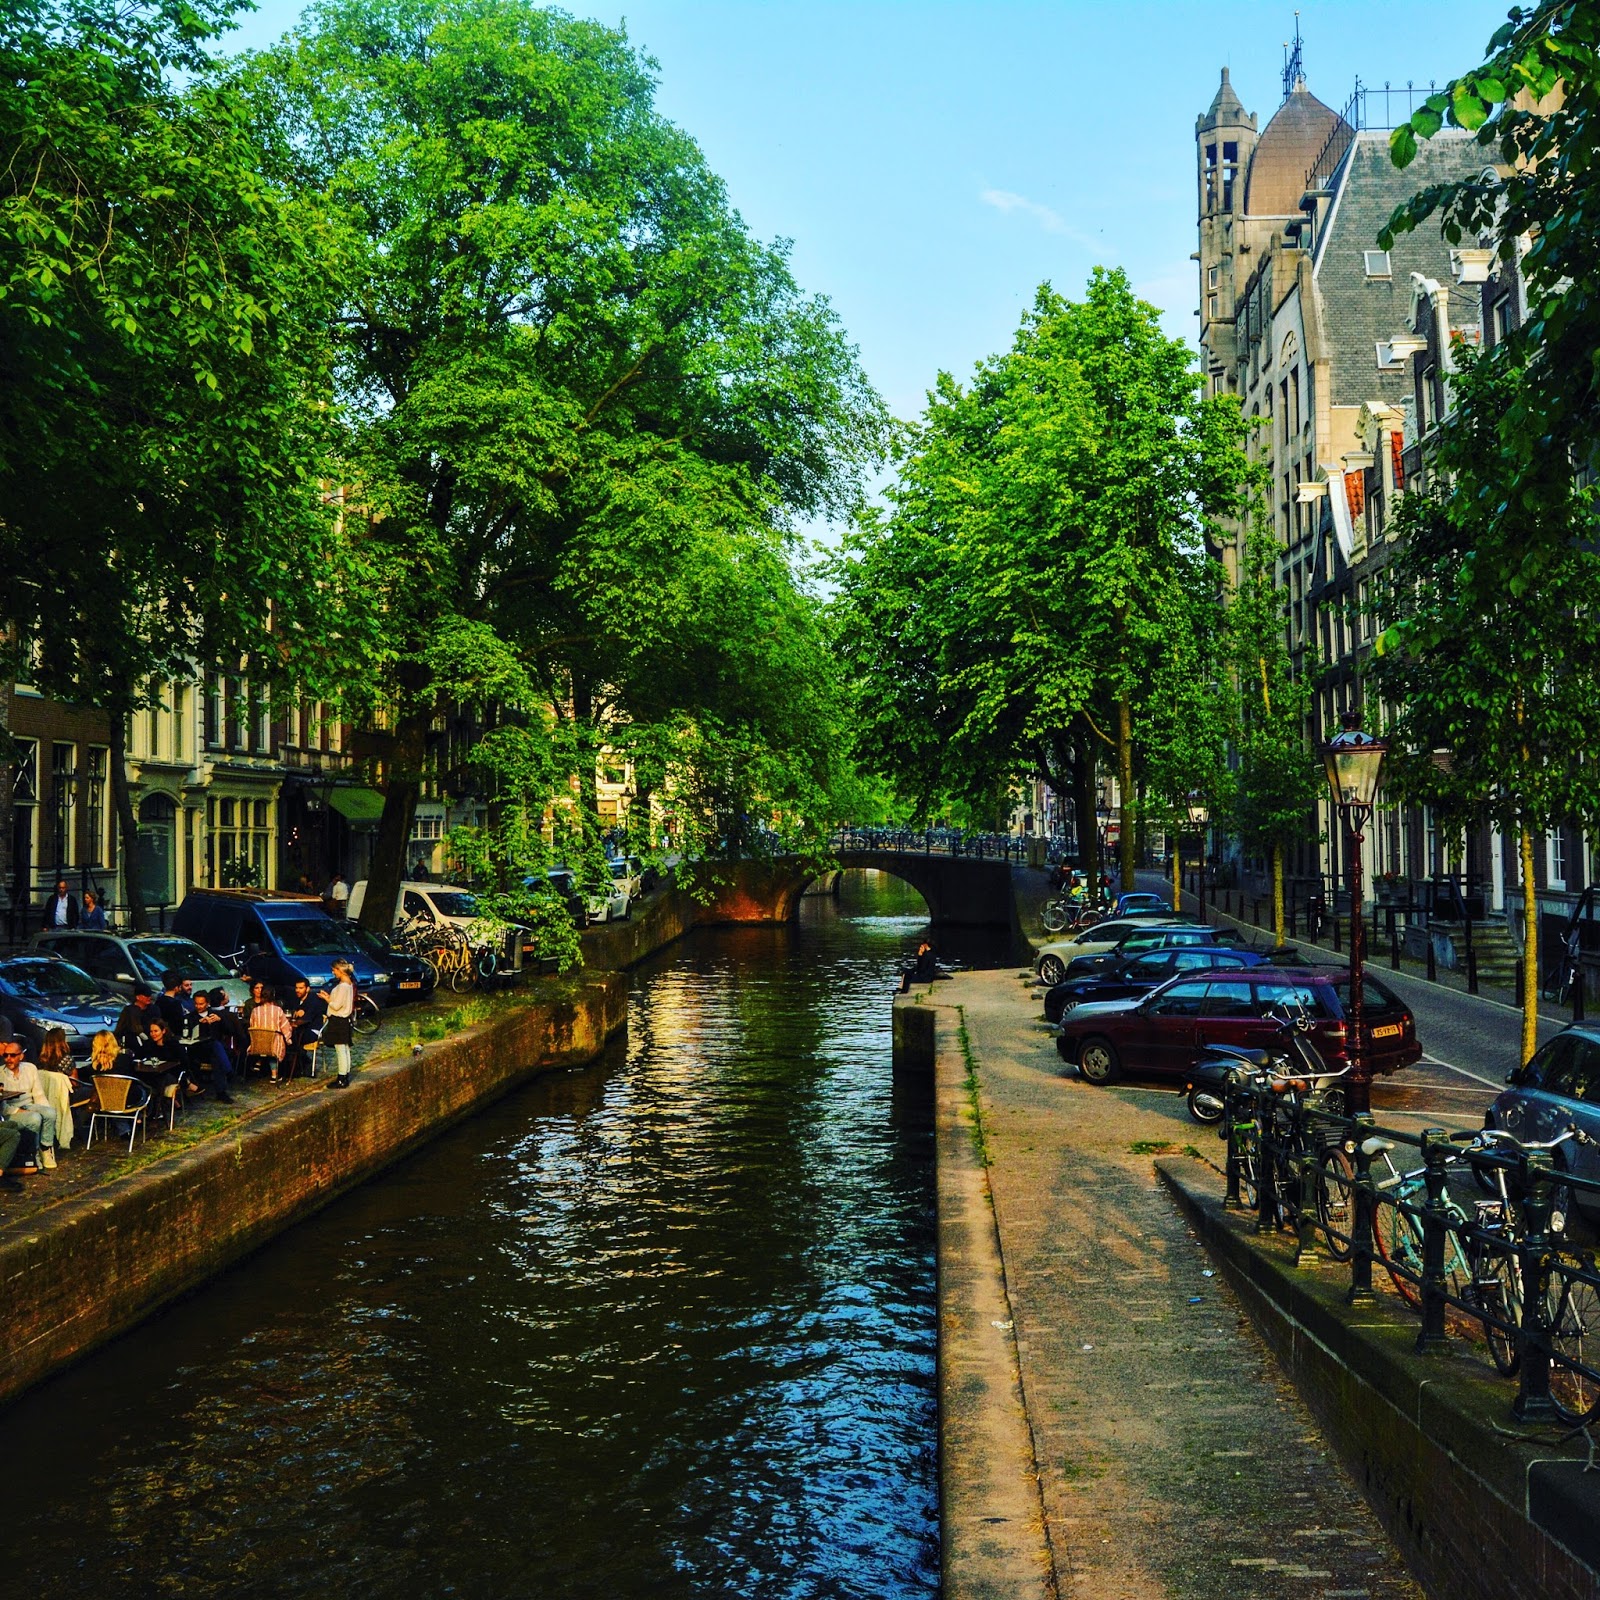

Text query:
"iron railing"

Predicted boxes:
[[1305, 78, 1438, 196], [1218, 1071, 1600, 1424]]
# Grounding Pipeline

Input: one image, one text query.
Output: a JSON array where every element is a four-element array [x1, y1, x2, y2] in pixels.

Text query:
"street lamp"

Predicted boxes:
[[1322, 712, 1389, 1113], [1187, 796, 1208, 923]]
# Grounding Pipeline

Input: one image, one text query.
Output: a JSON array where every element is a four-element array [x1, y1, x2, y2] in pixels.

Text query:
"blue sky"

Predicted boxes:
[[226, 0, 1509, 427]]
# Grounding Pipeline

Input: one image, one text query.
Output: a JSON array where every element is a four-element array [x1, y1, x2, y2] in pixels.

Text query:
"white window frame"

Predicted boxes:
[[1364, 250, 1392, 278]]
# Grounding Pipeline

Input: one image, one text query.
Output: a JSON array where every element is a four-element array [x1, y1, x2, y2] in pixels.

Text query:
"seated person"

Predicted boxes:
[[287, 978, 327, 1076], [244, 987, 293, 1085], [89, 1029, 130, 1076], [0, 1037, 60, 1169], [205, 989, 248, 1063], [188, 991, 236, 1104], [129, 1017, 188, 1113], [115, 986, 157, 1054], [32, 1025, 82, 1147], [156, 970, 194, 1040]]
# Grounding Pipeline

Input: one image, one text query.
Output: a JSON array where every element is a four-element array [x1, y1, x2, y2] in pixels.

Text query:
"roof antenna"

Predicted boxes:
[[1282, 11, 1303, 101]]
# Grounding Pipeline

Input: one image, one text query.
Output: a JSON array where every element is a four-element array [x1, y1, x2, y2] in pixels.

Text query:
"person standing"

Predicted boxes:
[[323, 959, 356, 1088], [326, 874, 350, 919], [41, 878, 78, 930], [80, 890, 108, 930]]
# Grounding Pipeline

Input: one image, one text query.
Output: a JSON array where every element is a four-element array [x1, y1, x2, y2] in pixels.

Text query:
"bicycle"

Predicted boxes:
[[353, 991, 381, 1036], [1542, 934, 1583, 1005]]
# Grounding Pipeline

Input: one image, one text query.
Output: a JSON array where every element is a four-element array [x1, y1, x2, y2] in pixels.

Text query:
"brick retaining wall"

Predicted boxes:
[[0, 975, 626, 1407]]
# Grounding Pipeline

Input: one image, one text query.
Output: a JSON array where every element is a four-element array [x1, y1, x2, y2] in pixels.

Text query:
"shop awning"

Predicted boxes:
[[325, 786, 388, 825]]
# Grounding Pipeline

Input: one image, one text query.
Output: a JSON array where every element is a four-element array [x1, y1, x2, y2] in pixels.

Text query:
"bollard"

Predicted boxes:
[[1333, 912, 1342, 953], [1256, 1097, 1278, 1237], [1292, 1139, 1321, 1266], [1223, 1087, 1244, 1210], [1515, 958, 1525, 1011], [1426, 933, 1437, 982], [1348, 1116, 1377, 1304], [1415, 1129, 1454, 1353], [1512, 1152, 1560, 1422], [1391, 927, 1401, 969], [1289, 900, 1298, 940], [1467, 947, 1480, 995], [1576, 969, 1586, 1024]]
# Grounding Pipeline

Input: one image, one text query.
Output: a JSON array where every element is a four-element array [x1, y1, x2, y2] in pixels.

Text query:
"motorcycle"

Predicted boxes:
[[1184, 1005, 1347, 1124]]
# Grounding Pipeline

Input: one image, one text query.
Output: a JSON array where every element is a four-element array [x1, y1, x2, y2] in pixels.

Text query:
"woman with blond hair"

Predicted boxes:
[[89, 1031, 123, 1074]]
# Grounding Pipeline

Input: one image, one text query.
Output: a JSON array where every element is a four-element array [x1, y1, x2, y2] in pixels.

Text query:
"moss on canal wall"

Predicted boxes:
[[0, 974, 626, 1408]]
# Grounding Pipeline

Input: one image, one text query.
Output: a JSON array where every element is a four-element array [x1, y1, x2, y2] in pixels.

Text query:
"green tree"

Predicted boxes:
[[0, 0, 365, 927], [249, 0, 882, 932], [1369, 346, 1600, 1062], [837, 271, 1248, 889], [1227, 516, 1321, 946]]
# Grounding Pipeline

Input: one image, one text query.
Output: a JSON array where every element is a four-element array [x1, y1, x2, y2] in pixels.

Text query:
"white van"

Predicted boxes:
[[348, 879, 484, 933]]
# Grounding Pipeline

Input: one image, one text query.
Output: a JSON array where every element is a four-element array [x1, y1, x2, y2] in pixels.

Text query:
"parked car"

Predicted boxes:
[[172, 889, 410, 1007], [1060, 924, 1225, 980], [1054, 967, 1420, 1085], [31, 929, 252, 1007], [609, 855, 645, 905], [0, 955, 125, 1058], [348, 879, 479, 931], [1042, 945, 1274, 1024], [343, 924, 437, 1002], [1113, 892, 1172, 916], [1034, 913, 1194, 985], [550, 865, 617, 925], [1485, 1024, 1600, 1232]]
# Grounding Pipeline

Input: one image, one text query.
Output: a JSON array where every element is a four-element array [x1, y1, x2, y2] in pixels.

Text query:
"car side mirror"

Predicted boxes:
[[1505, 1069, 1522, 1086]]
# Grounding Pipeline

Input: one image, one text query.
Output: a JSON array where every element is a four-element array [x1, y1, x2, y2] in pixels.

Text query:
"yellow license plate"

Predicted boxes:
[[1371, 1023, 1401, 1039], [400, 980, 422, 990]]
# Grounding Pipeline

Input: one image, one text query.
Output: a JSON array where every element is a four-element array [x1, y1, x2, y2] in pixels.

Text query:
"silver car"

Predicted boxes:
[[31, 930, 252, 1007]]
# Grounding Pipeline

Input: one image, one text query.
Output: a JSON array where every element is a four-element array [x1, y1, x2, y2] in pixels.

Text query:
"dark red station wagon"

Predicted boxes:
[[1054, 967, 1420, 1086]]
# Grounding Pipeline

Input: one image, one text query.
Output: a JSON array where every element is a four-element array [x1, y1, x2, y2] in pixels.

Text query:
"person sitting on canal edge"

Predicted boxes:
[[323, 959, 357, 1088], [898, 941, 943, 994]]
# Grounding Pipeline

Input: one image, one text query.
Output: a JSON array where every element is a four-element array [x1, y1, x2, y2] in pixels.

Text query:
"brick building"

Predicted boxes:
[[1195, 52, 1482, 915]]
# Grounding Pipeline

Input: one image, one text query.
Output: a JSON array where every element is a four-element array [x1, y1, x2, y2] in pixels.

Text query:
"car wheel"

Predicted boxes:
[[1038, 955, 1067, 986], [1078, 1036, 1120, 1086]]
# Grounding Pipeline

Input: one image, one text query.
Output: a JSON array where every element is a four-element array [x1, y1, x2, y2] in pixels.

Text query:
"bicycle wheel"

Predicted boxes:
[[1317, 1146, 1356, 1260], [1373, 1196, 1426, 1309], [1472, 1243, 1522, 1376], [449, 955, 475, 992], [417, 953, 439, 988], [353, 994, 380, 1036], [1234, 1132, 1260, 1212], [475, 946, 499, 981], [1076, 909, 1103, 929], [1548, 1262, 1600, 1424], [1041, 902, 1069, 933]]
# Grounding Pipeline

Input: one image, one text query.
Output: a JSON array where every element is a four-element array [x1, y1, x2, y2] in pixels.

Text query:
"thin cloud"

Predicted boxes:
[[979, 187, 1069, 234]]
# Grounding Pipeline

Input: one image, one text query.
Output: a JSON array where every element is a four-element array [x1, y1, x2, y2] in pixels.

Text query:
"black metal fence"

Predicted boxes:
[[831, 827, 1030, 862], [1219, 1072, 1600, 1425]]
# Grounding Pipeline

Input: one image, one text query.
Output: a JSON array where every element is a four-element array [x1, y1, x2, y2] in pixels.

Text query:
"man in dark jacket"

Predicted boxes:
[[114, 987, 157, 1053], [41, 878, 78, 930]]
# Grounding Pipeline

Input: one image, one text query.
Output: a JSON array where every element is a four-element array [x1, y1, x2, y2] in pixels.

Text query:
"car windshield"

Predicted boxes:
[[429, 892, 478, 918], [269, 919, 364, 959], [131, 939, 228, 981], [345, 925, 396, 960], [548, 872, 575, 893], [0, 959, 103, 1000], [610, 861, 629, 879]]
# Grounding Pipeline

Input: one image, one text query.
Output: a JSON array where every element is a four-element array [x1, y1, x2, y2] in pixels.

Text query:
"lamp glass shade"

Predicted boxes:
[[1322, 727, 1387, 812]]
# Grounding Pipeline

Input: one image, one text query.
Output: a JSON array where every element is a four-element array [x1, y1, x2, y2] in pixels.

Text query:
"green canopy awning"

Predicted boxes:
[[325, 786, 388, 825]]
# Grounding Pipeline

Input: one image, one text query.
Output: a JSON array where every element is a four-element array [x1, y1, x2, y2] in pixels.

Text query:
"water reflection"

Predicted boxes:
[[9, 871, 957, 1599]]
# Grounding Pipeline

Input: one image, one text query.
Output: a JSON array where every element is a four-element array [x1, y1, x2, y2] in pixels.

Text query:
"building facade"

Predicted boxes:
[[1195, 57, 1482, 913]]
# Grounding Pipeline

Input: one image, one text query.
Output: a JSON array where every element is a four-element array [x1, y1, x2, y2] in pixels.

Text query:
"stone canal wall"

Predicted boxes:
[[1159, 1159, 1600, 1600], [0, 976, 626, 1408]]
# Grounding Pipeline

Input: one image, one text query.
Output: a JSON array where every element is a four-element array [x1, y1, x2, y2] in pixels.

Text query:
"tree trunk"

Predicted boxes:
[[1272, 841, 1285, 947], [1071, 724, 1098, 889], [1117, 691, 1135, 892], [1520, 822, 1539, 1067], [359, 706, 428, 935], [108, 703, 148, 933]]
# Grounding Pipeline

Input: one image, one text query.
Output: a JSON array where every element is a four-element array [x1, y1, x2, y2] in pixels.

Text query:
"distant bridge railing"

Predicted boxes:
[[831, 827, 1038, 863]]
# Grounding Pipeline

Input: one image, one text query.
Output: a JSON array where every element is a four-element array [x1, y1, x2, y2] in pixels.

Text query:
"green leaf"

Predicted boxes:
[[1390, 124, 1419, 168]]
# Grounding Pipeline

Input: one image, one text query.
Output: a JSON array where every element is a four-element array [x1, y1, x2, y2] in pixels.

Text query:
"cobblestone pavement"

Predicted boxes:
[[946, 965, 1425, 1600]]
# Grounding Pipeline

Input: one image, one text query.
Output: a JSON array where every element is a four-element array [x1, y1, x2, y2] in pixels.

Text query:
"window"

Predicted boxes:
[[1550, 830, 1569, 891], [1204, 142, 1217, 211], [50, 743, 75, 865], [1493, 296, 1514, 345], [1150, 982, 1207, 1017], [85, 747, 107, 867], [1207, 265, 1219, 289], [1207, 294, 1218, 320], [1222, 141, 1238, 210], [206, 792, 275, 888], [1364, 250, 1392, 277], [1201, 981, 1258, 1017], [1420, 366, 1438, 432]]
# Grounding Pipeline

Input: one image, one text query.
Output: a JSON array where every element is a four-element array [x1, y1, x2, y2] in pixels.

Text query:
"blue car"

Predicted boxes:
[[0, 955, 125, 1059], [1485, 1023, 1600, 1234]]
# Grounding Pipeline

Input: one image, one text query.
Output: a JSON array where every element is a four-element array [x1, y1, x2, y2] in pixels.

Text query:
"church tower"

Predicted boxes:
[[1196, 68, 1256, 391]]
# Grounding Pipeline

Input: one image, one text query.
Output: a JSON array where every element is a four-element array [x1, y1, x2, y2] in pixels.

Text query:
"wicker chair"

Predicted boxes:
[[87, 1075, 152, 1152]]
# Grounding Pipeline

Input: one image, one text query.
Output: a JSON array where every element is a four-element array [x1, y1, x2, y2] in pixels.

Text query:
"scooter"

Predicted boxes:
[[1184, 1007, 1347, 1124]]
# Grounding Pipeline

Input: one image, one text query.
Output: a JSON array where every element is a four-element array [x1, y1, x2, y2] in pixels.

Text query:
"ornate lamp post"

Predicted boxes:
[[1187, 796, 1209, 923], [1322, 712, 1389, 1114]]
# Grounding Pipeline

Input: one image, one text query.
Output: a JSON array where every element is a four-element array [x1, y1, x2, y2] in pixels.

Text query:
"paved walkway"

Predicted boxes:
[[944, 965, 1423, 1600]]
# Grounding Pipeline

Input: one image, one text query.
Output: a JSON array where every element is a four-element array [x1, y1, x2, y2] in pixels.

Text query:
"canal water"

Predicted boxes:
[[11, 872, 988, 1600]]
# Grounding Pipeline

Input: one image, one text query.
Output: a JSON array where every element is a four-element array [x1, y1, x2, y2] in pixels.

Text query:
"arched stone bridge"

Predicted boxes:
[[695, 849, 1018, 930]]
